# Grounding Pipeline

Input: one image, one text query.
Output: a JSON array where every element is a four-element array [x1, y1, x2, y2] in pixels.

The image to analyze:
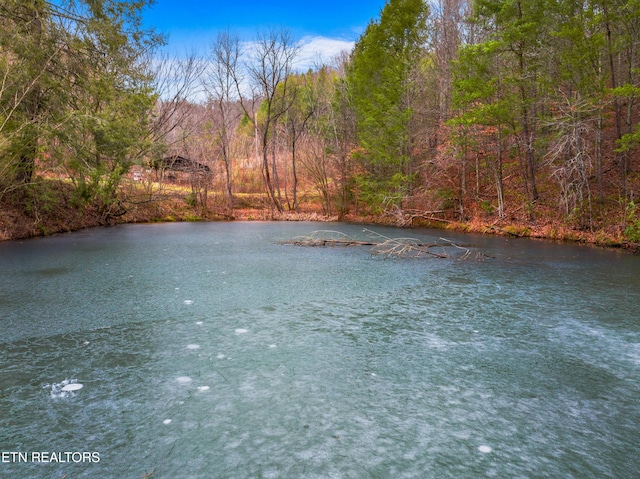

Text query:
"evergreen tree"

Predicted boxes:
[[0, 0, 161, 216], [0, 0, 59, 186], [346, 0, 429, 210], [474, 0, 554, 208], [450, 40, 518, 217]]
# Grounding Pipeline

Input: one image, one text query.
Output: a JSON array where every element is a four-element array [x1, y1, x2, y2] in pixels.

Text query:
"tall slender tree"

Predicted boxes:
[[232, 28, 299, 213], [346, 0, 429, 210], [207, 31, 243, 215], [327, 52, 358, 217]]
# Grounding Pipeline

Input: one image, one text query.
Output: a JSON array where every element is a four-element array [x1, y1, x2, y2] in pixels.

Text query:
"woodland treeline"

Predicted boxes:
[[1, 0, 639, 241]]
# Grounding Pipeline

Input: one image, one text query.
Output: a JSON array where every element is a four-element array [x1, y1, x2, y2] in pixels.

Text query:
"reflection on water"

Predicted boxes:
[[1, 222, 639, 478]]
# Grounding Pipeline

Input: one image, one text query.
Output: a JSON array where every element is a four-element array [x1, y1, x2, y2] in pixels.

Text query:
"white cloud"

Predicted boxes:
[[153, 34, 355, 102], [294, 36, 354, 71]]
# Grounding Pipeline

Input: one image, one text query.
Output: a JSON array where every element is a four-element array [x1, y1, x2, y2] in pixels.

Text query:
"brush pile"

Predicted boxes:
[[282, 229, 490, 260]]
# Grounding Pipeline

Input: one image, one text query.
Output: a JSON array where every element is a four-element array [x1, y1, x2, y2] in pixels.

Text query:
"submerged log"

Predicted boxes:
[[282, 229, 489, 260]]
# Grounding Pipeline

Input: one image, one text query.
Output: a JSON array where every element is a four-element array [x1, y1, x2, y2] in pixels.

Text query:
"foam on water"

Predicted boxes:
[[183, 300, 194, 305], [186, 344, 200, 350], [175, 376, 192, 384], [235, 328, 248, 334], [216, 354, 225, 359], [48, 379, 83, 398], [197, 386, 210, 392], [478, 445, 493, 453], [62, 383, 83, 392]]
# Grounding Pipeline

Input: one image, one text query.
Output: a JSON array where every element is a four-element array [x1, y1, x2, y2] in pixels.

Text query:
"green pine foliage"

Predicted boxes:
[[0, 0, 161, 218], [346, 0, 429, 210]]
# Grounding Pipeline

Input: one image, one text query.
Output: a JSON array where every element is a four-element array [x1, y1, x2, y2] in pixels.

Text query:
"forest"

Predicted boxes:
[[1, 0, 639, 245]]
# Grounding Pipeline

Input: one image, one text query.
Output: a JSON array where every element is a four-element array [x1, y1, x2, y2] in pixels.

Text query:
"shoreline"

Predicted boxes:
[[3, 203, 638, 254]]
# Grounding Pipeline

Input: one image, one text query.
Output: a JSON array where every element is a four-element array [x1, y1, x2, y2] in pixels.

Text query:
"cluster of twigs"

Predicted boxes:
[[282, 229, 489, 260]]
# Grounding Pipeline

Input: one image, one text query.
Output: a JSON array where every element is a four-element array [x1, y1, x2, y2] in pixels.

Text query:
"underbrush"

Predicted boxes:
[[0, 177, 635, 253]]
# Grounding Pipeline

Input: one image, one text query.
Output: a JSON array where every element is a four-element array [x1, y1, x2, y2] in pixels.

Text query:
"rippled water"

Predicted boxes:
[[1, 222, 639, 478]]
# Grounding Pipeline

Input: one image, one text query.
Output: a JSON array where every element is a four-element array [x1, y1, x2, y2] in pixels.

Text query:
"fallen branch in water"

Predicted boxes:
[[282, 230, 375, 247], [282, 229, 489, 260], [365, 229, 449, 258]]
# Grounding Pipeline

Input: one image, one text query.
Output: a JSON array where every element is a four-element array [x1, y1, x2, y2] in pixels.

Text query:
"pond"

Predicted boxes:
[[1, 222, 639, 478]]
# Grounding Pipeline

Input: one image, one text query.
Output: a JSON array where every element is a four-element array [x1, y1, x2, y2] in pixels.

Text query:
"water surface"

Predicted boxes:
[[1, 222, 639, 478]]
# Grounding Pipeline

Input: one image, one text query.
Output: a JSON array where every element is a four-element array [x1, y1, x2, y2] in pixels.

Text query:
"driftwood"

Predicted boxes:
[[282, 229, 489, 260], [282, 230, 373, 247]]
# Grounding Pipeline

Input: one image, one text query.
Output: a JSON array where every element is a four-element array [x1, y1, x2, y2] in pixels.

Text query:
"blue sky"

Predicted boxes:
[[143, 0, 388, 67]]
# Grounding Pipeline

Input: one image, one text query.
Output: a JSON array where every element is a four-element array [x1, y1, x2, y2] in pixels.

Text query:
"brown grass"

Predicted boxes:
[[1, 176, 637, 254]]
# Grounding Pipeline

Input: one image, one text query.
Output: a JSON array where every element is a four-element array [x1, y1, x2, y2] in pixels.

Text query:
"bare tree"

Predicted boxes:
[[431, 0, 469, 118], [326, 52, 357, 217], [300, 134, 332, 214], [150, 51, 206, 149], [545, 92, 595, 228], [147, 51, 206, 197], [175, 104, 215, 213], [281, 72, 317, 211], [206, 31, 242, 215], [231, 28, 300, 213]]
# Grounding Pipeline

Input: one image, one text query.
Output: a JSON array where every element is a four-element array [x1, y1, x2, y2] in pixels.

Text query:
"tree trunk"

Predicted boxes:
[[603, 2, 627, 197], [291, 128, 299, 211], [520, 86, 538, 205], [15, 1, 45, 184], [496, 126, 505, 218], [595, 111, 604, 202]]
